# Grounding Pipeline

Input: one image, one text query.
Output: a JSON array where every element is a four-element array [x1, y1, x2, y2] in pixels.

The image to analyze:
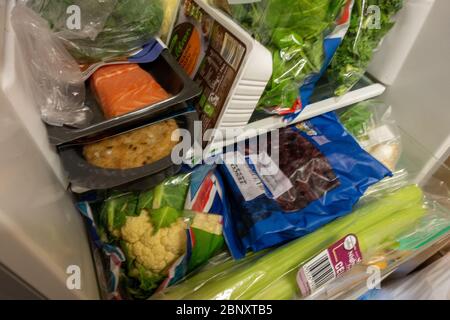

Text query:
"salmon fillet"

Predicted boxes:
[[91, 64, 170, 119]]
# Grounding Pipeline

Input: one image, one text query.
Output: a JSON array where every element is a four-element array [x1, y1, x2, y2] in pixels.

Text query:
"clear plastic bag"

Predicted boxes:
[[11, 4, 91, 128], [159, 0, 181, 43], [360, 252, 450, 300], [338, 100, 402, 171], [25, 0, 165, 64], [23, 0, 117, 41], [329, 0, 403, 96], [153, 181, 450, 300], [209, 0, 353, 115], [77, 165, 229, 300]]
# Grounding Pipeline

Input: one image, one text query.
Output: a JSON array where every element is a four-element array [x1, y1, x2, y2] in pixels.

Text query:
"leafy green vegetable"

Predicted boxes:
[[125, 265, 165, 300], [27, 0, 164, 63], [338, 101, 374, 139], [156, 185, 426, 300], [151, 207, 182, 233], [152, 174, 190, 210], [330, 0, 403, 95], [100, 192, 138, 235], [137, 189, 154, 212], [225, 0, 347, 112]]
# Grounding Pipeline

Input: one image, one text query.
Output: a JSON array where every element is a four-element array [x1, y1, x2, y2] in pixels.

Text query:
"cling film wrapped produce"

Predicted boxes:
[[76, 165, 229, 299], [209, 0, 355, 115], [25, 0, 165, 64], [338, 100, 402, 171], [329, 0, 403, 96], [154, 184, 450, 300]]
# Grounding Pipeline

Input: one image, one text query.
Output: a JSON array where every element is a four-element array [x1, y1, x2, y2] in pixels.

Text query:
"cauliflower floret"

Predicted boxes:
[[120, 210, 187, 275], [121, 213, 153, 243], [191, 213, 223, 235]]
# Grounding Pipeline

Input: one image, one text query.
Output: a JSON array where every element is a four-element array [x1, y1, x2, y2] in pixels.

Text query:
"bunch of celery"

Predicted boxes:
[[154, 185, 426, 300]]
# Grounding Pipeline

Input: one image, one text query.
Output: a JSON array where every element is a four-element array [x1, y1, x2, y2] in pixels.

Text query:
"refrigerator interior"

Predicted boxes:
[[0, 0, 448, 299]]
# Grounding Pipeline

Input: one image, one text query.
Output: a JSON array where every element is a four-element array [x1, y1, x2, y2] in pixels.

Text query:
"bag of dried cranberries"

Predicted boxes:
[[220, 112, 392, 259]]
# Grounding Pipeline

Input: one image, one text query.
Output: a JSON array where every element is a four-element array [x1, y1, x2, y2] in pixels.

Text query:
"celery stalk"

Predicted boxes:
[[156, 185, 424, 300], [252, 204, 426, 300]]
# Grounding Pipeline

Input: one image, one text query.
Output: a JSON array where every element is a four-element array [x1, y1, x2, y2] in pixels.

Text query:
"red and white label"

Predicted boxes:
[[297, 234, 363, 297]]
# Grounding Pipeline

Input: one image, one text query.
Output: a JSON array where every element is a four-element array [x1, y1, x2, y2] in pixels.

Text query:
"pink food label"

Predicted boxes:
[[297, 234, 363, 297]]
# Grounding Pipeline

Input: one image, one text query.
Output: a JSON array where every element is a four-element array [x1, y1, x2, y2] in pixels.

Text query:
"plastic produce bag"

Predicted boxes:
[[159, 0, 181, 43], [154, 183, 450, 300], [219, 112, 391, 259], [210, 0, 354, 115], [360, 252, 450, 300], [25, 0, 165, 64], [329, 0, 403, 96], [11, 4, 90, 128], [76, 165, 229, 300], [338, 100, 402, 171]]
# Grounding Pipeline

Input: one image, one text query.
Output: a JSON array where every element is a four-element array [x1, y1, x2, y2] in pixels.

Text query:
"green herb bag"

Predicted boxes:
[[329, 0, 403, 96]]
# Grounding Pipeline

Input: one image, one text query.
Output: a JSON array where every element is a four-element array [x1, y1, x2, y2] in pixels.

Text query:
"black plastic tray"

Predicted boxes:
[[47, 50, 201, 146], [59, 109, 197, 191]]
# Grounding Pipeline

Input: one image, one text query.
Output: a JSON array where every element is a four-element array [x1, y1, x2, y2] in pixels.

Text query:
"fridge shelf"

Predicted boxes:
[[206, 77, 386, 156]]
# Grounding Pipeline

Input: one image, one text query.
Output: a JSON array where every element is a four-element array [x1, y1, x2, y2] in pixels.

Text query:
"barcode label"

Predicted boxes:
[[297, 235, 363, 297], [220, 33, 245, 70], [301, 250, 336, 295]]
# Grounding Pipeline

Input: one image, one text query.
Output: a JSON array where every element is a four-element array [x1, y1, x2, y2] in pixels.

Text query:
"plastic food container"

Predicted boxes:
[[169, 0, 273, 146], [46, 49, 201, 146], [59, 108, 197, 192]]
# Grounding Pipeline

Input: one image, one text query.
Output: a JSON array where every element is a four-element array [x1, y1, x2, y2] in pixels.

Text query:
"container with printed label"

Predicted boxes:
[[169, 0, 272, 148]]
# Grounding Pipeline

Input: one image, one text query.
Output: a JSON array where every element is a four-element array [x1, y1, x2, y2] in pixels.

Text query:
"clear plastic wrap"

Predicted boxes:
[[329, 0, 403, 96], [11, 4, 91, 128], [25, 0, 165, 64], [360, 252, 450, 300], [153, 181, 450, 300], [209, 0, 354, 115], [159, 0, 181, 43], [338, 100, 402, 171], [23, 0, 117, 41]]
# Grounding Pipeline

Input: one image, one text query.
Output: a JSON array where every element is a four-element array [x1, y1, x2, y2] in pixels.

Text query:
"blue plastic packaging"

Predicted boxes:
[[220, 112, 392, 259]]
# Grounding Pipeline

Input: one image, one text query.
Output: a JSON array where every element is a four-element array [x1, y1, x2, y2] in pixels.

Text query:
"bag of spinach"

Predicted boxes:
[[210, 0, 354, 115], [329, 0, 403, 96]]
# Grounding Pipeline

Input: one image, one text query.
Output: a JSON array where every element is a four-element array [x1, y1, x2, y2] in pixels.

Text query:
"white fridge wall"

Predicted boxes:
[[368, 0, 435, 86], [0, 1, 99, 299], [377, 0, 450, 181]]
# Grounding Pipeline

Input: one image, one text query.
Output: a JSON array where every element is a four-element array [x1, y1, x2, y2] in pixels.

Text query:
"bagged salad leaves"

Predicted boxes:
[[329, 0, 403, 96], [25, 0, 165, 64], [76, 165, 229, 299], [210, 0, 355, 115], [219, 112, 391, 259], [154, 182, 450, 300]]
